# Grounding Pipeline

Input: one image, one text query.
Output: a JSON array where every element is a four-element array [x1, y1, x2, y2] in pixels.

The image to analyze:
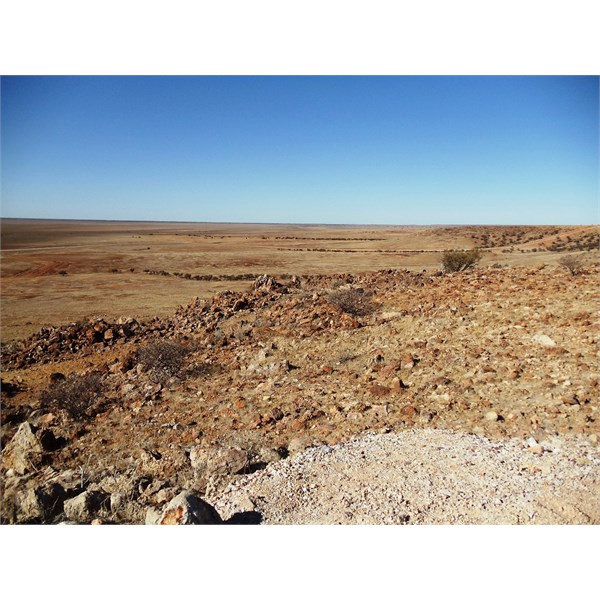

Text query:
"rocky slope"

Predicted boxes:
[[2, 260, 599, 524]]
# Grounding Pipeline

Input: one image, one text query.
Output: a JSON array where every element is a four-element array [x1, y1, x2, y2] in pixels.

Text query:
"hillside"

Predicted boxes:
[[2, 251, 599, 524]]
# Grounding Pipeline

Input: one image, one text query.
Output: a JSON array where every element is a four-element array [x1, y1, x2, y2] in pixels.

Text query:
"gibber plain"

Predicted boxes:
[[1, 219, 599, 524]]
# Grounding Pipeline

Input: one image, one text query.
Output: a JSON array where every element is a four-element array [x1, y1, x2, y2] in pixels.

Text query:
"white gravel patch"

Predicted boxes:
[[209, 429, 600, 524]]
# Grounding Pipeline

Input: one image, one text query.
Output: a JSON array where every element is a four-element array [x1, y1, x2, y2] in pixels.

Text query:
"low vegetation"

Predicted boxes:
[[136, 340, 194, 384], [441, 248, 482, 273], [40, 372, 104, 420], [328, 288, 377, 317], [558, 255, 584, 276]]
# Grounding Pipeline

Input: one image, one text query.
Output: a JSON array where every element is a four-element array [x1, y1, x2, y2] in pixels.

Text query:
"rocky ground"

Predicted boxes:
[[1, 259, 599, 524]]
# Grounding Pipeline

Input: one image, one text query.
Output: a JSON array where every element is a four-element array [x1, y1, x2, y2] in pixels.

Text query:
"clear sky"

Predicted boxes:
[[1, 76, 598, 224]]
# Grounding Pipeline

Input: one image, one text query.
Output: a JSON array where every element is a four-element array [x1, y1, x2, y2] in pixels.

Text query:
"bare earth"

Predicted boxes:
[[1, 220, 599, 524]]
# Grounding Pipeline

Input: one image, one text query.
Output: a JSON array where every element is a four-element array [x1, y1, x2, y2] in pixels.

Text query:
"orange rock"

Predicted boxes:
[[369, 383, 391, 397], [402, 353, 415, 369], [401, 405, 417, 417]]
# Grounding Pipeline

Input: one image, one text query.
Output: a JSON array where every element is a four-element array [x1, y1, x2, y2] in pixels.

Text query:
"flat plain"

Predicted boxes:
[[1, 219, 599, 524], [2, 218, 597, 342]]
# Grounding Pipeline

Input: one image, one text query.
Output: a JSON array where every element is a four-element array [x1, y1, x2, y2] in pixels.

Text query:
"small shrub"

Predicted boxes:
[[328, 288, 376, 317], [137, 340, 193, 384], [441, 248, 482, 273], [558, 255, 583, 276], [338, 351, 358, 364], [40, 372, 104, 420]]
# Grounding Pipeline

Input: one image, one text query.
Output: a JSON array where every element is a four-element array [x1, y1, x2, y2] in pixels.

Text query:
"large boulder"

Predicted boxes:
[[157, 491, 222, 525], [63, 490, 110, 523], [2, 422, 44, 475], [17, 482, 67, 522]]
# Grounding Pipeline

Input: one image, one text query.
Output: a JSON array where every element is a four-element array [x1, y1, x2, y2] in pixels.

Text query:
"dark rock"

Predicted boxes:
[[38, 428, 66, 451], [269, 408, 284, 422], [49, 372, 66, 384], [1, 378, 21, 397]]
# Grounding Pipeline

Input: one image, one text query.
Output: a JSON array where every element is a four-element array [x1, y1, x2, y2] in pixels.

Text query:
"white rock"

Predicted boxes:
[[157, 491, 223, 525], [532, 334, 556, 347], [1, 422, 43, 475], [145, 507, 161, 525]]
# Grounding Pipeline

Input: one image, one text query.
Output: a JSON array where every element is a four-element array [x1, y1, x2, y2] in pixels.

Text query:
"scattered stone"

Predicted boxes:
[[17, 482, 67, 522], [110, 492, 126, 514], [391, 378, 409, 391], [190, 446, 250, 478], [401, 405, 417, 417], [485, 411, 499, 422], [208, 447, 249, 476], [288, 436, 316, 454], [155, 488, 175, 504], [63, 490, 110, 523], [401, 353, 416, 370], [145, 507, 161, 525], [252, 274, 283, 291], [269, 408, 285, 422], [369, 383, 391, 397], [532, 334, 556, 347], [420, 411, 436, 423], [49, 372, 66, 384], [157, 491, 222, 525], [2, 422, 44, 475], [257, 446, 286, 463]]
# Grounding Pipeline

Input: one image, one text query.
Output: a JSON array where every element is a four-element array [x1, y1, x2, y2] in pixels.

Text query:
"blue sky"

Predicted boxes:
[[1, 76, 598, 224]]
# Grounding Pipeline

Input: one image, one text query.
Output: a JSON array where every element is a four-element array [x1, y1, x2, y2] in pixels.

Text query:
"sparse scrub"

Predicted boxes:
[[441, 248, 482, 273], [338, 351, 359, 364], [40, 372, 104, 420], [558, 255, 584, 276], [137, 340, 193, 384], [328, 288, 376, 317]]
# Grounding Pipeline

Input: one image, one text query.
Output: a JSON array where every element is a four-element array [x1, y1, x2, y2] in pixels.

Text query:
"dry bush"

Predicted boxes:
[[558, 255, 584, 275], [441, 248, 482, 273], [137, 340, 193, 384], [338, 351, 359, 364], [40, 372, 104, 420], [328, 288, 376, 317]]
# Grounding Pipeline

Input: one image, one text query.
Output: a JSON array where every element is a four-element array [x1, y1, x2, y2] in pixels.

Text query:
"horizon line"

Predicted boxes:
[[1, 217, 597, 227]]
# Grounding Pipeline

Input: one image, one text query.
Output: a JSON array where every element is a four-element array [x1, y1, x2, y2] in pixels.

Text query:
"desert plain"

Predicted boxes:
[[1, 219, 599, 524]]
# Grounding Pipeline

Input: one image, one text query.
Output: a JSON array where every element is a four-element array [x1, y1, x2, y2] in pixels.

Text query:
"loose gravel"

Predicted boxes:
[[210, 429, 600, 524]]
